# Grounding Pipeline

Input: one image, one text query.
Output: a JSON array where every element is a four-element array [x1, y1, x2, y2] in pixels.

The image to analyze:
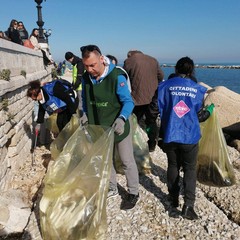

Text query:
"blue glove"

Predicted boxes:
[[112, 117, 125, 135], [206, 103, 215, 115]]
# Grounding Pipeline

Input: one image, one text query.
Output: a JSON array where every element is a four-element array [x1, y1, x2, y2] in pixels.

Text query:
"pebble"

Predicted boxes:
[[3, 140, 240, 240], [105, 146, 240, 240]]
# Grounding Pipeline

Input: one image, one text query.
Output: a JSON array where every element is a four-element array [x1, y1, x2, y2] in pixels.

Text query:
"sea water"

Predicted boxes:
[[162, 67, 240, 94]]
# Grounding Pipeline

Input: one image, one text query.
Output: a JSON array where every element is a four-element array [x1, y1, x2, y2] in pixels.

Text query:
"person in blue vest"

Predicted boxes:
[[158, 57, 214, 220], [27, 79, 79, 132], [80, 45, 139, 210]]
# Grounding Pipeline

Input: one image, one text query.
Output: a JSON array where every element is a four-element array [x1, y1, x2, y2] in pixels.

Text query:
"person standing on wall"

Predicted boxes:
[[123, 50, 164, 152], [65, 51, 85, 116], [80, 45, 139, 210]]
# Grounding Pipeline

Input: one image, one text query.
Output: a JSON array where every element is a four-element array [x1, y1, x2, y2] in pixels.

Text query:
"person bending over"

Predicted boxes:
[[27, 79, 79, 132]]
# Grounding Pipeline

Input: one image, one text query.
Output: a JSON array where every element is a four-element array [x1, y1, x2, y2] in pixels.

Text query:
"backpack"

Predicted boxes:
[[24, 39, 34, 49]]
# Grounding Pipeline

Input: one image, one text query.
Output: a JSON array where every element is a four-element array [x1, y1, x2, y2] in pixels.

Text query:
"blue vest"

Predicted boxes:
[[158, 77, 207, 144], [41, 80, 73, 114]]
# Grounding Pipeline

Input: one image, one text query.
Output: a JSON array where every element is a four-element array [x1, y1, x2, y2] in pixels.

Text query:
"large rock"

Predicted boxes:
[[0, 189, 31, 236], [200, 84, 240, 128], [199, 84, 240, 152]]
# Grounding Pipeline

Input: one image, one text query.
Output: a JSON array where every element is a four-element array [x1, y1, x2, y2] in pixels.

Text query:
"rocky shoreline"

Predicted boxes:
[[106, 145, 240, 240], [1, 137, 239, 240], [1, 78, 239, 240], [161, 64, 240, 69]]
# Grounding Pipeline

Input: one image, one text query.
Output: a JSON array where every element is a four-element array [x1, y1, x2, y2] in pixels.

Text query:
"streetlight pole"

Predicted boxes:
[[43, 29, 52, 43], [35, 0, 45, 43]]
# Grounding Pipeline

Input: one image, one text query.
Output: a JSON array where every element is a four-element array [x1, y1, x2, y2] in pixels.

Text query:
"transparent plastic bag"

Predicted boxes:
[[50, 114, 80, 160], [114, 114, 152, 174], [45, 113, 59, 134], [197, 109, 236, 187], [131, 114, 152, 174], [40, 124, 114, 240]]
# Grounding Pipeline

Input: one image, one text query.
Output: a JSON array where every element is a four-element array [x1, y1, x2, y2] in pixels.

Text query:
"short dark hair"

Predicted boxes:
[[27, 80, 41, 98], [80, 45, 102, 58], [65, 51, 74, 61]]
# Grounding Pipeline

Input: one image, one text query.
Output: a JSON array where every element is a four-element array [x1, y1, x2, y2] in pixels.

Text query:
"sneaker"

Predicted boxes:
[[181, 205, 199, 220], [120, 193, 139, 210], [107, 188, 118, 199]]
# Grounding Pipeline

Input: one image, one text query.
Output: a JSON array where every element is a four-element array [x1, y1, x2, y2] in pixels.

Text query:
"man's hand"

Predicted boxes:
[[112, 117, 125, 135]]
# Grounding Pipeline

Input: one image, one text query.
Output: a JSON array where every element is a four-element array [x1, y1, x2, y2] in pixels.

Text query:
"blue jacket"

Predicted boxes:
[[82, 62, 134, 120], [158, 77, 207, 144]]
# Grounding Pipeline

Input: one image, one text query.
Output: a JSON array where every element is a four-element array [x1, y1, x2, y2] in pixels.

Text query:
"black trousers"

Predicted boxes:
[[56, 98, 79, 131], [163, 142, 199, 207], [133, 91, 159, 145], [56, 110, 72, 131], [41, 49, 51, 66]]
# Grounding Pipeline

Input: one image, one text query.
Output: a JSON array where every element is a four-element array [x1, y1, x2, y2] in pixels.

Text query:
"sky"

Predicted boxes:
[[1, 0, 240, 64]]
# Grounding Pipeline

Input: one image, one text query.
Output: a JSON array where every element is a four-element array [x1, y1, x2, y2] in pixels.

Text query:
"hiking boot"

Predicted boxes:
[[107, 188, 118, 199], [120, 193, 139, 210], [181, 205, 199, 220]]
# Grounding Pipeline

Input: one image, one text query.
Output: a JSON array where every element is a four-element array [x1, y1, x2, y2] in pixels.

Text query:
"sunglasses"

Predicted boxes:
[[80, 45, 102, 55]]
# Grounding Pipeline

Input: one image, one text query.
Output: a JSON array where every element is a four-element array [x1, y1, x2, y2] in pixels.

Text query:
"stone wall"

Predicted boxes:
[[0, 39, 52, 191]]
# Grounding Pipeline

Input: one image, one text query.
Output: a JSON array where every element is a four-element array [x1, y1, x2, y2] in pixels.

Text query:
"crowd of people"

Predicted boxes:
[[0, 19, 29, 45], [0, 19, 53, 66], [26, 44, 214, 220]]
